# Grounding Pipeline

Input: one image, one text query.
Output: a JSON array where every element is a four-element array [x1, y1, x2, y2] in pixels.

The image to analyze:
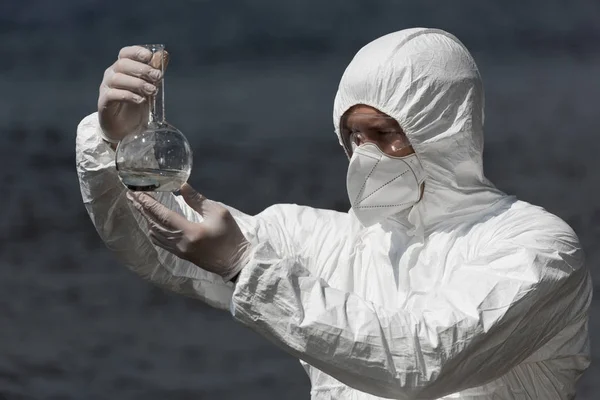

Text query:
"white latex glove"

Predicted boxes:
[[98, 45, 167, 143], [127, 184, 252, 281]]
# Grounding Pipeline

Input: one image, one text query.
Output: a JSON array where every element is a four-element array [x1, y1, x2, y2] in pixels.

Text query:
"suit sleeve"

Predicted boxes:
[[76, 112, 258, 310], [230, 209, 592, 399]]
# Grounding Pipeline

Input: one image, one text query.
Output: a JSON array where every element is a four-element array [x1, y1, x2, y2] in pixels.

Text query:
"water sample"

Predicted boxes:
[[119, 168, 190, 192]]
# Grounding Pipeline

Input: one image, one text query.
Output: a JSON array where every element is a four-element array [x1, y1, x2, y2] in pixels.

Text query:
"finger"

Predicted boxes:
[[180, 183, 208, 215], [148, 49, 170, 71], [109, 72, 157, 97], [100, 87, 145, 107], [149, 228, 179, 244], [181, 184, 230, 222], [113, 58, 162, 83], [146, 213, 184, 237], [148, 230, 177, 251], [118, 45, 153, 63], [128, 192, 165, 224], [148, 230, 193, 262], [118, 46, 170, 76], [129, 192, 190, 231], [128, 194, 182, 235]]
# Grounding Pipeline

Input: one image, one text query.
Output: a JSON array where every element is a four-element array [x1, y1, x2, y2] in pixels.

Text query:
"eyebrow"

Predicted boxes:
[[370, 118, 396, 130], [345, 115, 397, 130]]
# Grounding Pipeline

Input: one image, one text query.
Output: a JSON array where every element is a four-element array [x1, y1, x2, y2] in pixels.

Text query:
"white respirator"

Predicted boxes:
[[346, 143, 426, 227]]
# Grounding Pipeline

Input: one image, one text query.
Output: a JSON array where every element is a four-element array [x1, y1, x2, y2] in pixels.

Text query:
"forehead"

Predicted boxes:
[[342, 105, 398, 130]]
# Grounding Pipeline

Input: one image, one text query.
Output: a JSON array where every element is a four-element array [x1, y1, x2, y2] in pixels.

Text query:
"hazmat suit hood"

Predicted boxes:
[[334, 28, 506, 232]]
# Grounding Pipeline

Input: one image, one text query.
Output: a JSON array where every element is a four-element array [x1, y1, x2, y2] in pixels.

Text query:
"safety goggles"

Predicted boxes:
[[340, 114, 412, 156]]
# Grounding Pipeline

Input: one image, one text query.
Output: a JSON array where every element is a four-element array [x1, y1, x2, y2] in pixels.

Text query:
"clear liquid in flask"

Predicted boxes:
[[118, 167, 190, 192]]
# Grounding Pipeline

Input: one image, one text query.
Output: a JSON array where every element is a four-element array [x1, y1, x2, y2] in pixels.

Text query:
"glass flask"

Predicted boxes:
[[116, 44, 193, 192]]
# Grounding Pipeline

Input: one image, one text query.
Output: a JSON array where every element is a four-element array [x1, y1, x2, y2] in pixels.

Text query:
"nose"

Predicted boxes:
[[351, 134, 384, 154], [351, 132, 375, 148]]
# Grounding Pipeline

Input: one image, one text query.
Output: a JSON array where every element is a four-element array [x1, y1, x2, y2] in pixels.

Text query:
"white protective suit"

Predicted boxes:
[[76, 28, 592, 399]]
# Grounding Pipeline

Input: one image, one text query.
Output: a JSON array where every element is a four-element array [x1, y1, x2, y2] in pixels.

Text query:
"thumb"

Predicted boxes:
[[180, 183, 207, 213]]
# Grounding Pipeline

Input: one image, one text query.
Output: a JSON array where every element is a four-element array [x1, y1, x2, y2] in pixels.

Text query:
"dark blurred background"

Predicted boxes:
[[0, 0, 599, 399]]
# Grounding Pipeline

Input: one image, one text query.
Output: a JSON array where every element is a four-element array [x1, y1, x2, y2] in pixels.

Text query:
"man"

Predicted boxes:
[[76, 28, 592, 399]]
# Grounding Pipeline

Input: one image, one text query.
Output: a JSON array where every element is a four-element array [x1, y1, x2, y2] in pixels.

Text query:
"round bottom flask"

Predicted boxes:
[[115, 44, 193, 192], [116, 121, 192, 192]]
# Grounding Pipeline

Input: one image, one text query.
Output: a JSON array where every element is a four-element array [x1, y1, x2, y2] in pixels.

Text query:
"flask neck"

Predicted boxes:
[[148, 45, 166, 125], [149, 79, 165, 125]]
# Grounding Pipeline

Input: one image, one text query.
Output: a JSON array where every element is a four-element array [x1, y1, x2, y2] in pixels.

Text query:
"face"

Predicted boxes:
[[340, 105, 415, 157]]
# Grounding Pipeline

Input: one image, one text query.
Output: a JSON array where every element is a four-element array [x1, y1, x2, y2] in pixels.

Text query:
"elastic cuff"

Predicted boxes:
[[229, 241, 280, 285], [222, 241, 255, 282]]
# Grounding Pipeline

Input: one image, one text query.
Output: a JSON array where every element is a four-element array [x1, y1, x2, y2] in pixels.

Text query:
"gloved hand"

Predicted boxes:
[[127, 184, 252, 282], [98, 45, 168, 143]]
